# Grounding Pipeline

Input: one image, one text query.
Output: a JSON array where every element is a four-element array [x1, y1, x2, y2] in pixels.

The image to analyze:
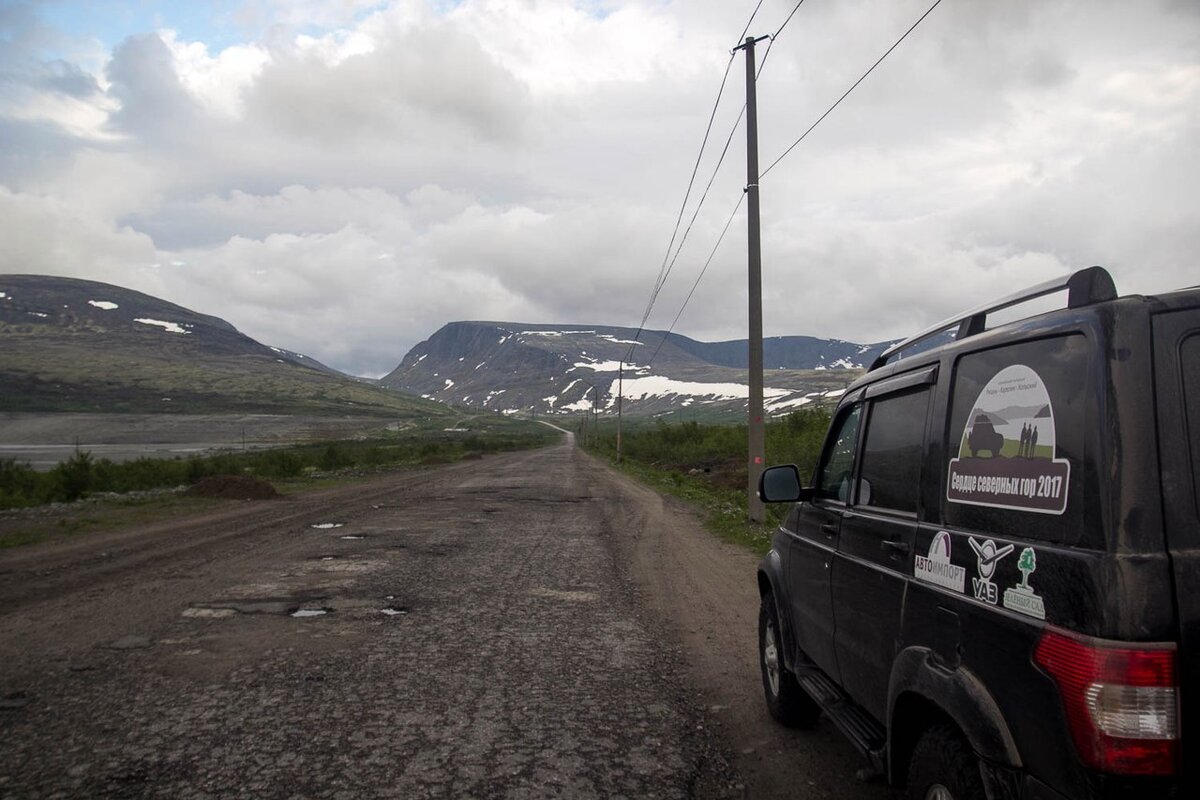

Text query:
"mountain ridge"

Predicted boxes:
[[381, 321, 895, 417], [0, 274, 443, 418]]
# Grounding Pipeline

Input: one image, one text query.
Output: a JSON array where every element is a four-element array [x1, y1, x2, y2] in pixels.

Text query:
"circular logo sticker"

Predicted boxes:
[[946, 364, 1071, 514]]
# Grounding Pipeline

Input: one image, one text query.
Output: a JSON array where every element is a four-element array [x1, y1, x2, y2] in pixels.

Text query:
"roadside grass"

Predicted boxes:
[[0, 419, 558, 514], [579, 409, 831, 555], [0, 496, 221, 549]]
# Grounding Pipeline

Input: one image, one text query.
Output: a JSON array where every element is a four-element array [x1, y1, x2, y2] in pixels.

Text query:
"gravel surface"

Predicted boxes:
[[0, 435, 885, 799]]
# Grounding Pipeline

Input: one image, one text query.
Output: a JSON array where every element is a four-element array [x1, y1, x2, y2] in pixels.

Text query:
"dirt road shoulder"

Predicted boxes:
[[581, 448, 887, 799]]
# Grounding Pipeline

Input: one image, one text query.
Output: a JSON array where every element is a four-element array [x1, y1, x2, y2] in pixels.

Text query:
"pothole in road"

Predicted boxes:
[[310, 523, 344, 529], [289, 607, 333, 618], [0, 691, 33, 710], [529, 587, 600, 603], [182, 607, 237, 619], [184, 596, 329, 616]]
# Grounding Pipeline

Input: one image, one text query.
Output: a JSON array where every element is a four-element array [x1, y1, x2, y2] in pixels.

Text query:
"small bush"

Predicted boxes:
[[46, 449, 96, 502]]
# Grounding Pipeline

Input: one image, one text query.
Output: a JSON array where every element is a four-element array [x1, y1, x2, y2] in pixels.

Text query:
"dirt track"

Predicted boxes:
[[0, 435, 884, 798]]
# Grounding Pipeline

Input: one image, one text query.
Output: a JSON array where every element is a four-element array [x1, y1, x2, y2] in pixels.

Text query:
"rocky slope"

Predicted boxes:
[[0, 274, 443, 418], [380, 321, 895, 418]]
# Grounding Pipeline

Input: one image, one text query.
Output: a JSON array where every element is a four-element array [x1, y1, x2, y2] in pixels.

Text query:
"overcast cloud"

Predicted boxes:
[[1, 0, 1197, 376]]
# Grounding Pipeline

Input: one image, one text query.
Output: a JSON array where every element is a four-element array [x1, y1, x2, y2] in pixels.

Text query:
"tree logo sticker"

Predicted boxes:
[[1004, 547, 1046, 620], [947, 364, 1071, 514]]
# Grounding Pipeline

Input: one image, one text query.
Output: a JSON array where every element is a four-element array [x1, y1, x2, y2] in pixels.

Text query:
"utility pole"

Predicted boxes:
[[579, 380, 600, 448], [592, 384, 599, 444], [616, 362, 624, 463], [739, 34, 769, 524]]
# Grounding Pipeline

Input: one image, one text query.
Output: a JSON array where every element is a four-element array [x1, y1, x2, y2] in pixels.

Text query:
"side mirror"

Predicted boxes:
[[758, 464, 813, 503]]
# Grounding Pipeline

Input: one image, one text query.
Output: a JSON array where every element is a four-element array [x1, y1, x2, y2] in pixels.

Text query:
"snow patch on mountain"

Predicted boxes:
[[597, 334, 644, 346], [609, 376, 798, 407], [135, 318, 190, 334]]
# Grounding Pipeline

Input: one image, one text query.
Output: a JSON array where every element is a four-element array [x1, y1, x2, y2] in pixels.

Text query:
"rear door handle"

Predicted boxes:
[[881, 539, 912, 555], [820, 524, 838, 539]]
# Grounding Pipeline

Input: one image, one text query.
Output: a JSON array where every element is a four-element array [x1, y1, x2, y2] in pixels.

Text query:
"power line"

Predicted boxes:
[[643, 194, 744, 369], [630, 0, 767, 349], [773, 0, 807, 40], [628, 6, 806, 364], [761, 0, 946, 178]]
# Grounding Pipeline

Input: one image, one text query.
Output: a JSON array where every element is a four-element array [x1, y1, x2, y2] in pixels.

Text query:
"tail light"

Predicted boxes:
[[1034, 627, 1179, 776]]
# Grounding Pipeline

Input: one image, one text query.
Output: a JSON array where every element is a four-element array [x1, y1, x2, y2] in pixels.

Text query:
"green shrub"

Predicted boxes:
[[0, 459, 41, 508], [46, 449, 96, 502]]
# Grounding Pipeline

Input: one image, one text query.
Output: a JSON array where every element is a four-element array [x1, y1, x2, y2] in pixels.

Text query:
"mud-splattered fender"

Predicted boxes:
[[888, 646, 1022, 791], [757, 546, 796, 671]]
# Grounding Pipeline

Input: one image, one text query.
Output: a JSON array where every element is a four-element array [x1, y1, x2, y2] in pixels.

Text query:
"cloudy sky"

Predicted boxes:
[[1, 0, 1197, 377]]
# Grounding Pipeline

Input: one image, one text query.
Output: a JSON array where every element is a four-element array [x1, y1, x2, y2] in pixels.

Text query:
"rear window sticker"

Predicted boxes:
[[969, 537, 1013, 605], [947, 364, 1071, 514], [1003, 547, 1046, 620], [914, 530, 966, 593]]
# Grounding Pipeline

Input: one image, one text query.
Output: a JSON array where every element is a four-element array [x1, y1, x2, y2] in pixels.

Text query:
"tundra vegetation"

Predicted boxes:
[[0, 423, 557, 516], [580, 408, 832, 553]]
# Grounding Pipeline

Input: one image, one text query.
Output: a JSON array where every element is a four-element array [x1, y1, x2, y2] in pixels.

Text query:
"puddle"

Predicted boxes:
[[338, 535, 365, 540], [290, 608, 332, 618], [380, 607, 409, 616], [0, 692, 33, 710], [310, 523, 344, 530]]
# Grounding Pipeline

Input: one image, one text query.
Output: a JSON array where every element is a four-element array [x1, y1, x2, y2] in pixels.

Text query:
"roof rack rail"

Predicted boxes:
[[868, 265, 1116, 371]]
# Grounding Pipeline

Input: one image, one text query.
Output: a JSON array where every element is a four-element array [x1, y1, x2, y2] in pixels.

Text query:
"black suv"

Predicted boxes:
[[756, 267, 1197, 799]]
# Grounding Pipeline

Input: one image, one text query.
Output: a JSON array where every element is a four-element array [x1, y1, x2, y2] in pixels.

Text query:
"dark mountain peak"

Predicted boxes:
[[1, 273, 236, 334], [0, 273, 343, 374], [0, 273, 435, 415], [381, 321, 890, 417]]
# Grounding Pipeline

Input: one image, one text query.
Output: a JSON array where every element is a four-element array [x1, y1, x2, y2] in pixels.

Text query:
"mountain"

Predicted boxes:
[[0, 274, 445, 418], [380, 321, 896, 418]]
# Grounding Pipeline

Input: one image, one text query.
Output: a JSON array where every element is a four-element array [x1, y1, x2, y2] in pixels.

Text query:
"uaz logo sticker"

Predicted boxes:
[[969, 537, 1013, 605]]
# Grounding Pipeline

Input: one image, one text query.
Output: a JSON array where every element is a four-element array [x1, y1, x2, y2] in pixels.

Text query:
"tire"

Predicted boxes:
[[905, 723, 986, 800], [758, 591, 820, 728]]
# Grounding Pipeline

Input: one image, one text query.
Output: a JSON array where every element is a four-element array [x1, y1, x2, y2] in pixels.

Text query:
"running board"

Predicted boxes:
[[796, 667, 887, 773]]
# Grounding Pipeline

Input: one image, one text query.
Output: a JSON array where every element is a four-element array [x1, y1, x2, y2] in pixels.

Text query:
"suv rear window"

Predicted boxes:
[[1182, 333, 1200, 513], [943, 335, 1091, 545]]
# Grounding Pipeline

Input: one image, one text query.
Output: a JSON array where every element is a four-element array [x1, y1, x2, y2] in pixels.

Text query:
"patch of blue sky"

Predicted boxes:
[[31, 0, 394, 58], [35, 0, 244, 52], [578, 0, 614, 20]]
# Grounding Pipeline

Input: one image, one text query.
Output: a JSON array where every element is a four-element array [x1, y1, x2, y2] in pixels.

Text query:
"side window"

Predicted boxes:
[[1181, 334, 1200, 513], [817, 405, 862, 503], [943, 334, 1089, 544], [857, 388, 931, 514]]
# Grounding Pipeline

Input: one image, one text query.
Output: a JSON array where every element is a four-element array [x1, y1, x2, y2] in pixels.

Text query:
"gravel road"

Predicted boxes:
[[0, 435, 885, 799]]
